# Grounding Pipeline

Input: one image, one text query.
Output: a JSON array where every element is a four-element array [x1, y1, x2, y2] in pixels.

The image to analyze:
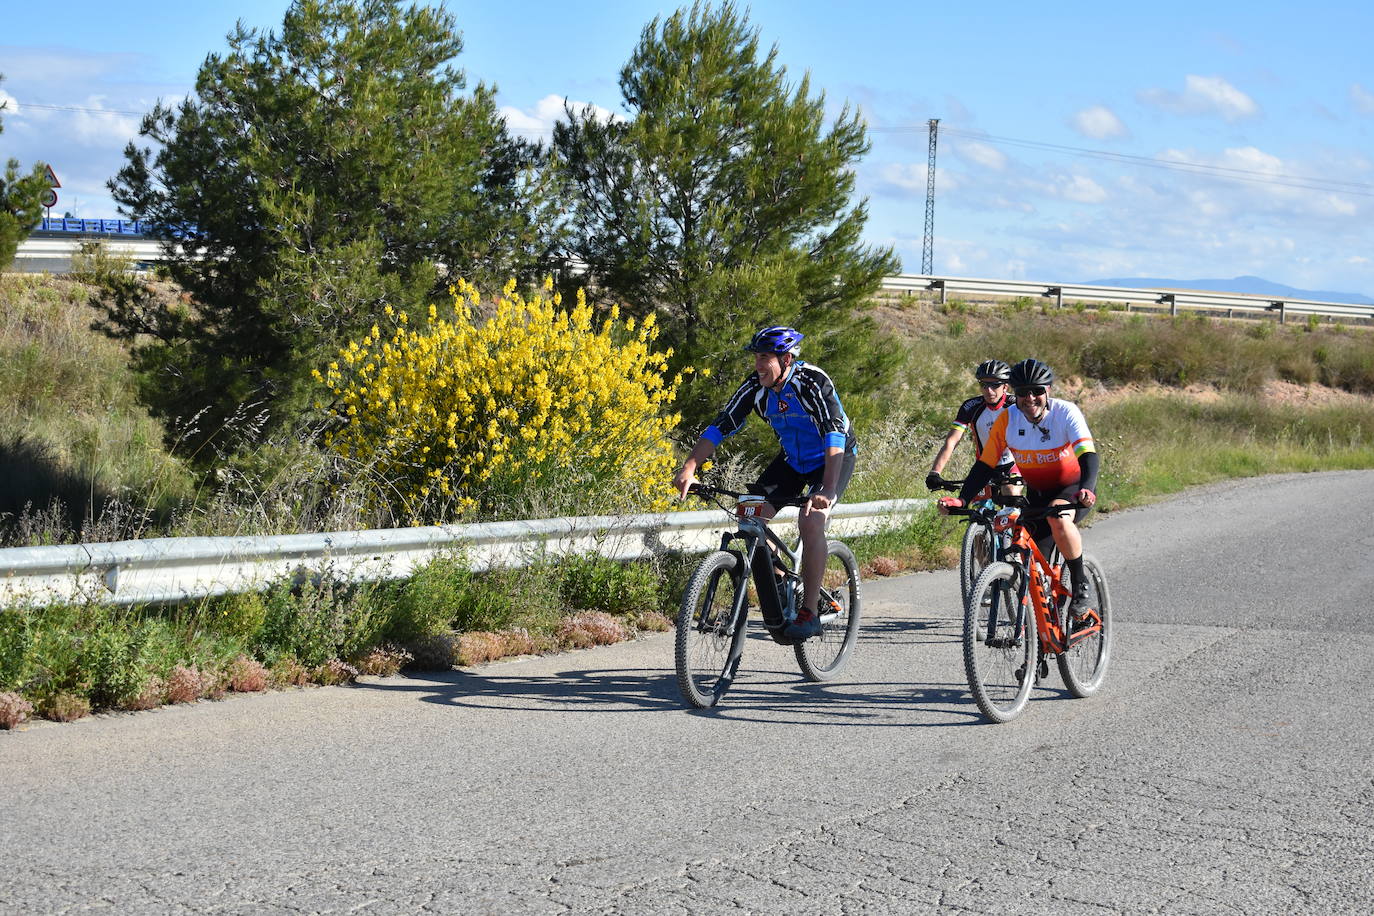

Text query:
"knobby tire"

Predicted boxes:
[[963, 561, 1037, 723], [794, 540, 862, 681], [675, 550, 748, 708]]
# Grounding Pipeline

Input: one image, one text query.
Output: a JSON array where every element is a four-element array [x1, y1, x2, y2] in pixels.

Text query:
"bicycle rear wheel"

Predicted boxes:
[[1056, 554, 1113, 698], [963, 562, 1037, 723], [675, 550, 748, 708], [959, 521, 994, 606], [794, 540, 862, 681]]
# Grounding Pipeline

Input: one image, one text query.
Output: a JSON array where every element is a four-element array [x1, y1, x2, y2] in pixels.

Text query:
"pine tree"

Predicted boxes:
[[104, 0, 557, 458], [554, 2, 900, 430], [0, 74, 49, 271]]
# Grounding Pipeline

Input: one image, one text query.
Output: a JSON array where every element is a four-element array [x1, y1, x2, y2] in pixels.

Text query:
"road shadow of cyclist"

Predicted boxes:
[[351, 653, 987, 727]]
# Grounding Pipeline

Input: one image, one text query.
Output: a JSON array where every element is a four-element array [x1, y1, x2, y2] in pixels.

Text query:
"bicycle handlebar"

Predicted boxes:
[[942, 498, 1087, 521], [686, 482, 811, 509], [929, 470, 1023, 493]]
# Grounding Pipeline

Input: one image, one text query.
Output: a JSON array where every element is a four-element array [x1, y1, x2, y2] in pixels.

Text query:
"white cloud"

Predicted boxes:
[[1139, 75, 1259, 122], [0, 89, 18, 115], [1352, 83, 1374, 116], [499, 94, 618, 137], [1053, 175, 1108, 204], [876, 162, 927, 194], [955, 140, 1007, 171], [1069, 105, 1127, 140]]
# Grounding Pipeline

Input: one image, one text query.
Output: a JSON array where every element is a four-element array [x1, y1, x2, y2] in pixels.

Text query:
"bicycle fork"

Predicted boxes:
[[984, 565, 1030, 650]]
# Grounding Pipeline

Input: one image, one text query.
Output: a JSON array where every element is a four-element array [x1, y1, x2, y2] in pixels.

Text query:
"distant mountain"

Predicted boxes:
[[1082, 275, 1374, 306]]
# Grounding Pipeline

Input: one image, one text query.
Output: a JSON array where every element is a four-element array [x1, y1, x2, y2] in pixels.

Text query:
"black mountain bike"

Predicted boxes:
[[933, 470, 1024, 605], [674, 483, 862, 709]]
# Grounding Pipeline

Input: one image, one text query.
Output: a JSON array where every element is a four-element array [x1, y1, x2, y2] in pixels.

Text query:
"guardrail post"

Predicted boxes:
[[932, 279, 947, 305], [1046, 286, 1063, 309], [1271, 301, 1286, 324], [1160, 294, 1176, 316]]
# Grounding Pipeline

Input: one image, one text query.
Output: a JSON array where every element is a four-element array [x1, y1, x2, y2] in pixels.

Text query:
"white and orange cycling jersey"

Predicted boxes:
[[978, 399, 1095, 491]]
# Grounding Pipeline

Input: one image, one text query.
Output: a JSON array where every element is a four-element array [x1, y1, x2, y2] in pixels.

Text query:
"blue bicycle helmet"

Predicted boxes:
[[744, 325, 804, 356]]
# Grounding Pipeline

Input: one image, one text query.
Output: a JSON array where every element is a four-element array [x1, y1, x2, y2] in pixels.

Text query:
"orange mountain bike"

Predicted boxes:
[[945, 498, 1113, 723]]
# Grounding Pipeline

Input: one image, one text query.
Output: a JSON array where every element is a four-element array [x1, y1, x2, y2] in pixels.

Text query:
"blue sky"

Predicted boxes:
[[3, 1, 1372, 295]]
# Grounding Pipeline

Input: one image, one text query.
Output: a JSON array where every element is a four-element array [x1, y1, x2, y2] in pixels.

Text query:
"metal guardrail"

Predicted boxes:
[[0, 498, 926, 609], [10, 237, 164, 273], [880, 274, 1374, 323], [11, 229, 1370, 324]]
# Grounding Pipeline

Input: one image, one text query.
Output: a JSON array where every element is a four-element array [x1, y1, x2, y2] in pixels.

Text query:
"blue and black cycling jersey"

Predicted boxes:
[[700, 361, 856, 474]]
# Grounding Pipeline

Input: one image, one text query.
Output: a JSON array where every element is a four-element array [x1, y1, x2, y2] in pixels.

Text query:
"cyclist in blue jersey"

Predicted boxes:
[[673, 326, 857, 640]]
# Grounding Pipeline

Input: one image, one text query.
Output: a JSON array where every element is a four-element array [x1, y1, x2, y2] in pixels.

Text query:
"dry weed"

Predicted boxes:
[[407, 633, 460, 670], [0, 691, 35, 729], [165, 665, 205, 704], [125, 676, 166, 711], [556, 612, 629, 649], [864, 556, 900, 577], [226, 655, 269, 693], [353, 645, 414, 677], [312, 659, 358, 686], [268, 656, 310, 688], [39, 692, 91, 722], [633, 610, 673, 632]]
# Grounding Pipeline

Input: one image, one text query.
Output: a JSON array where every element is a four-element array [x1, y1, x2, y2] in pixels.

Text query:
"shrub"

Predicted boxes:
[[318, 278, 686, 521], [165, 665, 205, 704], [387, 555, 470, 642], [556, 611, 629, 649], [405, 632, 460, 671], [0, 691, 34, 729], [39, 691, 90, 722], [254, 576, 388, 668], [311, 659, 358, 686], [226, 655, 269, 692], [449, 564, 563, 635], [631, 610, 673, 633], [558, 554, 661, 615], [352, 644, 413, 677], [267, 655, 310, 688], [125, 676, 166, 711]]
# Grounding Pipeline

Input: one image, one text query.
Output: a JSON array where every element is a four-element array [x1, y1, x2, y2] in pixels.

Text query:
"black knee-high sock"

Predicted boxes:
[[1066, 554, 1085, 593]]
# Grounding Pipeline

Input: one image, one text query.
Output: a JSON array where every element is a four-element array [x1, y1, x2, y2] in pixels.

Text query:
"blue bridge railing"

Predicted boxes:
[[40, 217, 153, 236]]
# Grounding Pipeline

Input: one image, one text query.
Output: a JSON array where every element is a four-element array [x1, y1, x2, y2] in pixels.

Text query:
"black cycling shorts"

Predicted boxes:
[[748, 451, 856, 512], [1025, 482, 1092, 545]]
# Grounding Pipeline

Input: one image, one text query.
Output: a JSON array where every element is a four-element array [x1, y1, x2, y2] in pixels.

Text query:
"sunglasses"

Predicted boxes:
[[978, 380, 1006, 390], [1014, 386, 1047, 398]]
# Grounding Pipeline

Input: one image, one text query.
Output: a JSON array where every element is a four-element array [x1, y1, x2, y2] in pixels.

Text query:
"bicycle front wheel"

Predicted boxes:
[[675, 550, 748, 708], [1056, 554, 1113, 698], [959, 521, 994, 606], [795, 540, 862, 681], [964, 562, 1037, 723]]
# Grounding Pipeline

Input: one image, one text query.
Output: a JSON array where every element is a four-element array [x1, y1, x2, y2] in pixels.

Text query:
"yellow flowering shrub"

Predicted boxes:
[[316, 278, 686, 520]]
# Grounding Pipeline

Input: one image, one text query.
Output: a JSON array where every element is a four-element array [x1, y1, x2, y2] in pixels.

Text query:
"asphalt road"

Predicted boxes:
[[3, 471, 1372, 914]]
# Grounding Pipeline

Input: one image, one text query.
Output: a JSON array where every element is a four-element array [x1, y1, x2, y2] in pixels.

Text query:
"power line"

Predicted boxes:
[[873, 122, 1374, 197], [9, 100, 150, 117]]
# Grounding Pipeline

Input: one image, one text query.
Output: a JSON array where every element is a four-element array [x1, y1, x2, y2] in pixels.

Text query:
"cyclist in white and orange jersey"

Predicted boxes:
[[938, 358, 1100, 621]]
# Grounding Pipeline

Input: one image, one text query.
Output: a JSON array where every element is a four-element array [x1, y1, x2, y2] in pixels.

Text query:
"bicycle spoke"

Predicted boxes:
[[963, 563, 1036, 723]]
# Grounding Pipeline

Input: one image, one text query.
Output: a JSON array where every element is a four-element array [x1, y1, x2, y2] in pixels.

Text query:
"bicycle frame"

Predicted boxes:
[[992, 509, 1102, 655], [716, 511, 805, 646]]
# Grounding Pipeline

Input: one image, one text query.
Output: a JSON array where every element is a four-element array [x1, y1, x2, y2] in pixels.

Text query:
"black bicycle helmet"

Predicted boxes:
[[743, 325, 804, 356], [1008, 358, 1054, 388], [974, 359, 1011, 382]]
